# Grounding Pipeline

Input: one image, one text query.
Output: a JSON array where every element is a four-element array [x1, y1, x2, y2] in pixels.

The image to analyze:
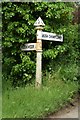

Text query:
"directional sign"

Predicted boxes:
[[21, 43, 36, 51], [21, 16, 63, 88], [34, 17, 45, 27], [41, 32, 63, 42]]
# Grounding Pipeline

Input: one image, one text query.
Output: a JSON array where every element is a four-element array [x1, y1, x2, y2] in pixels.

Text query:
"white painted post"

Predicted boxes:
[[34, 17, 45, 88], [35, 29, 42, 88], [21, 17, 63, 88]]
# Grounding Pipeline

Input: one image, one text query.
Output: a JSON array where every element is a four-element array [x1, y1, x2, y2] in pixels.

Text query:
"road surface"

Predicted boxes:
[[47, 98, 80, 119]]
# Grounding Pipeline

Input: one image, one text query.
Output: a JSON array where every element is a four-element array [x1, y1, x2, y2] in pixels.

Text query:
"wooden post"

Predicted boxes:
[[34, 17, 45, 88], [21, 17, 63, 88], [35, 28, 43, 88]]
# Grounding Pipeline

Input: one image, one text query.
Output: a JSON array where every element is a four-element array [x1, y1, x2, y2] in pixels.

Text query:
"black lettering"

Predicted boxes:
[[49, 35, 62, 39], [38, 20, 40, 24], [28, 45, 34, 49], [24, 45, 27, 49], [57, 35, 61, 39], [49, 35, 56, 38], [42, 34, 48, 38]]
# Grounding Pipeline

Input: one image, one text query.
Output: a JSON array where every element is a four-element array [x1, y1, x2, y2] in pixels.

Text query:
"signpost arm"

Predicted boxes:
[[21, 16, 63, 88]]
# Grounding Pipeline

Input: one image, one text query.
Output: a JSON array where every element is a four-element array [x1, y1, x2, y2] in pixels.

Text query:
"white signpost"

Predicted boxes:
[[21, 43, 36, 51], [41, 31, 63, 42], [21, 17, 63, 88]]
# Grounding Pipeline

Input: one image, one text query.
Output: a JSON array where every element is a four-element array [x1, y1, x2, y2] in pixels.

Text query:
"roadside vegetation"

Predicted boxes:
[[3, 73, 78, 118], [2, 2, 79, 118]]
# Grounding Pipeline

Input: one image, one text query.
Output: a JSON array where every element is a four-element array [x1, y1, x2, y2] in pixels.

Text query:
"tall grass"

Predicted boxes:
[[0, 72, 2, 119], [2, 73, 78, 118]]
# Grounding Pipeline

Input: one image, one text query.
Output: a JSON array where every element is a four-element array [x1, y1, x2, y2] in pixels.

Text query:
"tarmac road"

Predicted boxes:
[[47, 98, 80, 119]]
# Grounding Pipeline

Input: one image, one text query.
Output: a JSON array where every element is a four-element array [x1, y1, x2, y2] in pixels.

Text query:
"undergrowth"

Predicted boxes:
[[2, 72, 78, 118]]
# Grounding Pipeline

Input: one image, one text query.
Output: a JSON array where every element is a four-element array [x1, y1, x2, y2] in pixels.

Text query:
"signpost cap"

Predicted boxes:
[[34, 17, 45, 27]]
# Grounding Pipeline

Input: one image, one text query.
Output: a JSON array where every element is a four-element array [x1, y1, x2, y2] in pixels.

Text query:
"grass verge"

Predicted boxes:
[[2, 77, 78, 118]]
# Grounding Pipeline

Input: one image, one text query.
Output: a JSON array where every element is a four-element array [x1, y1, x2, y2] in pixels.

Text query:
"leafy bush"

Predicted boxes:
[[11, 55, 36, 86], [60, 64, 78, 82], [2, 2, 79, 86]]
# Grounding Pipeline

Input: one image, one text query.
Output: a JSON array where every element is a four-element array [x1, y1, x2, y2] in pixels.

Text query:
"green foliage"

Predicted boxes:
[[2, 2, 79, 86], [11, 55, 36, 86], [2, 78, 78, 118], [43, 45, 66, 59], [60, 64, 78, 82]]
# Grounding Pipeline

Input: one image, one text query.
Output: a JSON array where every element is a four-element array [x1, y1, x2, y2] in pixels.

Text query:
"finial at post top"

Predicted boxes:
[[34, 17, 45, 27]]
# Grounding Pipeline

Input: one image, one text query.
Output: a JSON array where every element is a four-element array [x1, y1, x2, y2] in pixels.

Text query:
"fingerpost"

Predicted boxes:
[[21, 17, 63, 88]]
